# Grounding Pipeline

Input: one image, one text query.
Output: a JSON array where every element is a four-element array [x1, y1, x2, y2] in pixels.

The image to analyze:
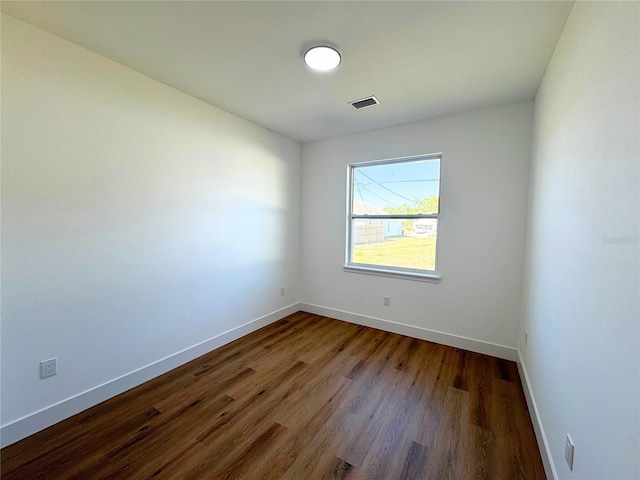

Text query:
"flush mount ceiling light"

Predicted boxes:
[[304, 46, 341, 72]]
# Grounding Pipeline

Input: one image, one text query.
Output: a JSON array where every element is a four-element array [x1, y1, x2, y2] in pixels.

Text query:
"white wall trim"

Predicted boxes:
[[517, 348, 558, 480], [300, 302, 518, 361], [0, 303, 301, 448]]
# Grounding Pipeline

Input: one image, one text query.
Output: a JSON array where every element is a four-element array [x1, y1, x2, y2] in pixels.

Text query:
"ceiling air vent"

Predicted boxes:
[[349, 96, 379, 110]]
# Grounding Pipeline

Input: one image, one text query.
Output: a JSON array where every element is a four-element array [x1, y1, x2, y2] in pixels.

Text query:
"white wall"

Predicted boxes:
[[301, 101, 533, 352], [1, 14, 301, 441], [520, 2, 639, 479]]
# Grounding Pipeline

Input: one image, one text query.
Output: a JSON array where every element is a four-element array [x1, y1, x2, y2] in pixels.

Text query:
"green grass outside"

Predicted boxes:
[[352, 236, 437, 271]]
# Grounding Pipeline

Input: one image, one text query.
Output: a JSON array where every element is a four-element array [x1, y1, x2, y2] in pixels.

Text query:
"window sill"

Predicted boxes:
[[343, 265, 441, 283]]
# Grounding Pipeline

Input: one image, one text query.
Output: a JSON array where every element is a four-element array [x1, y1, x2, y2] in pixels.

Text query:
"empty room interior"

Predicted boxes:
[[1, 1, 638, 479]]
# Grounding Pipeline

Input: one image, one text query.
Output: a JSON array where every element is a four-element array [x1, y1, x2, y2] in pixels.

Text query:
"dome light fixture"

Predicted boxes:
[[304, 46, 341, 72]]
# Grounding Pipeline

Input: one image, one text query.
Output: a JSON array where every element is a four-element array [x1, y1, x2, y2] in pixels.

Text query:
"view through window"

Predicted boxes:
[[346, 154, 441, 277]]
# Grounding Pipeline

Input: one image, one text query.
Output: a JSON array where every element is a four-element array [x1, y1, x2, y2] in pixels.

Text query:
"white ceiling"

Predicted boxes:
[[1, 1, 573, 144]]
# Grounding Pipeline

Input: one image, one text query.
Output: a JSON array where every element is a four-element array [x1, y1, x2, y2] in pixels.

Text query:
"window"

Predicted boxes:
[[345, 154, 441, 281]]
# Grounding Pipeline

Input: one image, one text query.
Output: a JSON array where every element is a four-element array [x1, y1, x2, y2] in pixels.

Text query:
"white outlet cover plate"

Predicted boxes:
[[39, 358, 57, 379], [565, 434, 574, 471]]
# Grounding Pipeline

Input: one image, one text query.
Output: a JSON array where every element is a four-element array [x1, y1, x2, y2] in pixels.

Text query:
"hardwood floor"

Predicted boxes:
[[1, 312, 546, 479]]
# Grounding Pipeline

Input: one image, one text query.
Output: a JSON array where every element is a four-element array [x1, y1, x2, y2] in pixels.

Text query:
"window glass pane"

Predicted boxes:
[[352, 158, 440, 214], [351, 218, 437, 271]]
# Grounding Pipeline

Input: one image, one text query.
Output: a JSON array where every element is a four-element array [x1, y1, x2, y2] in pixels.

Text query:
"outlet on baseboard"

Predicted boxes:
[[565, 434, 574, 471], [383, 296, 391, 306], [40, 358, 57, 379]]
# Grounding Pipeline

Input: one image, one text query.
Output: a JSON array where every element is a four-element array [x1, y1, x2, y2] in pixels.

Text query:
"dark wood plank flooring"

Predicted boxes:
[[1, 312, 546, 479]]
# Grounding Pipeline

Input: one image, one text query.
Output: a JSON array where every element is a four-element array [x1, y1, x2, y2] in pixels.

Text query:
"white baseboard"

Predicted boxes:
[[517, 348, 557, 480], [299, 302, 518, 361], [0, 303, 301, 448]]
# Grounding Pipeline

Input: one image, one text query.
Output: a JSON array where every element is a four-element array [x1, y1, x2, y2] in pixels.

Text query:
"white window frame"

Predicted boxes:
[[344, 153, 442, 283]]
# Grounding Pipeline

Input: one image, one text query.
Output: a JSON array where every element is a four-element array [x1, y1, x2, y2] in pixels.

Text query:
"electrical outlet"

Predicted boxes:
[[565, 434, 574, 471], [280, 286, 285, 296], [383, 296, 391, 306], [40, 358, 57, 379], [524, 331, 529, 346]]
